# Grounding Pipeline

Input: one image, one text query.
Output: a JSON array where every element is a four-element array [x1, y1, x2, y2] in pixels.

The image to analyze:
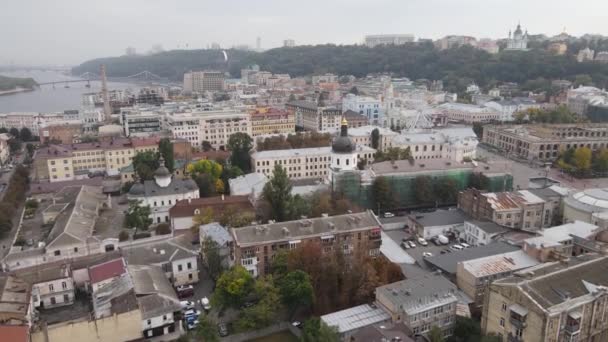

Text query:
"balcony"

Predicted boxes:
[[509, 317, 527, 329], [565, 323, 580, 335]]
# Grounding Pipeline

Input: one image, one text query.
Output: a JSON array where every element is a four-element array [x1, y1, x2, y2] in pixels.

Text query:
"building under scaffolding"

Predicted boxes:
[[332, 159, 513, 211]]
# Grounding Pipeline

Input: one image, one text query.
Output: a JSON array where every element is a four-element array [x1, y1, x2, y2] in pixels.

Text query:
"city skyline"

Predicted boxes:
[[2, 0, 608, 66]]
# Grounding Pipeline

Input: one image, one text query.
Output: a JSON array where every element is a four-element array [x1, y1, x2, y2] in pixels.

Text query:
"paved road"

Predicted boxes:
[[476, 145, 608, 190]]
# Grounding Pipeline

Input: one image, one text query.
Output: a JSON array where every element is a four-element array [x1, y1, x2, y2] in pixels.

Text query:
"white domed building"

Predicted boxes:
[[128, 157, 199, 224], [563, 188, 608, 225], [329, 118, 359, 178]]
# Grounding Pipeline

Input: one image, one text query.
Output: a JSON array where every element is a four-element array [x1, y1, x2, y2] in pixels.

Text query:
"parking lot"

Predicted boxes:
[[383, 229, 466, 270]]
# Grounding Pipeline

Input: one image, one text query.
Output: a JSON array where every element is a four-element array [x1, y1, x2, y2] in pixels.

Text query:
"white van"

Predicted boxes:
[[450, 244, 464, 251]]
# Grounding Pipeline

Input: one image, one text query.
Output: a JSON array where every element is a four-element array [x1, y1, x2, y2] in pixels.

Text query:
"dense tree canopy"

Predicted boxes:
[[73, 43, 608, 92], [227, 132, 253, 173]]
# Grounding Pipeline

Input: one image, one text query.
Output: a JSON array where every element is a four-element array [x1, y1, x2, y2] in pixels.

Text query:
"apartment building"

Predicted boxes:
[[285, 100, 342, 132], [251, 145, 375, 181], [250, 107, 295, 137], [458, 189, 551, 231], [166, 110, 251, 150], [462, 220, 509, 246], [482, 255, 608, 342], [231, 211, 382, 277], [33, 137, 159, 182], [183, 71, 225, 93], [482, 123, 608, 161], [456, 250, 538, 309], [375, 273, 458, 338]]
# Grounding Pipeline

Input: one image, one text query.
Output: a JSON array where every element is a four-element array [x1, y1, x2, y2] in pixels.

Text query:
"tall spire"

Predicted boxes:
[[100, 64, 112, 123]]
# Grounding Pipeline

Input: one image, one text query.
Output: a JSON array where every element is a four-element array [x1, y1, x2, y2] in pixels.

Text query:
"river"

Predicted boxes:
[[0, 70, 141, 113]]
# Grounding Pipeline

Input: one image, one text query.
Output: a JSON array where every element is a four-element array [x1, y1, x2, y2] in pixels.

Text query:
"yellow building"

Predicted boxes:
[[250, 107, 295, 137], [35, 138, 159, 182]]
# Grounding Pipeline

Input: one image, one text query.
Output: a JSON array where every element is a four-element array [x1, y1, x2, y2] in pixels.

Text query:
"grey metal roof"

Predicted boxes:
[[410, 209, 469, 227], [321, 304, 390, 334], [495, 255, 608, 310], [200, 223, 233, 247], [465, 219, 509, 235], [46, 185, 104, 248], [232, 211, 381, 246], [120, 235, 198, 266], [129, 178, 198, 197], [376, 273, 459, 315], [129, 264, 181, 319], [424, 242, 520, 275]]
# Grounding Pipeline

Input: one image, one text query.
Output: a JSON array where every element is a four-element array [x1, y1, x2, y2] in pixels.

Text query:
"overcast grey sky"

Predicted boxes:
[[2, 0, 607, 66]]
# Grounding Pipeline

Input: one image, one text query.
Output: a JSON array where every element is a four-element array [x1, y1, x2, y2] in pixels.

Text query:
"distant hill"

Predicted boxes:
[[72, 43, 608, 92], [0, 75, 37, 91]]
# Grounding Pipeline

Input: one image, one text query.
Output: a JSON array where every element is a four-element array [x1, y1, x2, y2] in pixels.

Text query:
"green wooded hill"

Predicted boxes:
[[0, 75, 37, 91], [72, 43, 608, 92]]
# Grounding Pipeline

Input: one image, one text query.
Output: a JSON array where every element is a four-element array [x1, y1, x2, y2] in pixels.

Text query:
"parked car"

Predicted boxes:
[[431, 237, 442, 246], [440, 250, 448, 254], [417, 238, 428, 246], [201, 297, 211, 311], [184, 309, 201, 318], [384, 212, 395, 218], [292, 321, 303, 329], [401, 241, 410, 249], [450, 244, 464, 251], [176, 285, 194, 298], [186, 320, 199, 331], [180, 300, 195, 310], [408, 241, 416, 248], [460, 242, 471, 248], [422, 252, 433, 258], [437, 234, 449, 245], [218, 323, 229, 337]]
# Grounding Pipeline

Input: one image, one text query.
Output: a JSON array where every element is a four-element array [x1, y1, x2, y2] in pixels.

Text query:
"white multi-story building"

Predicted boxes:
[[120, 110, 162, 137], [283, 39, 295, 47], [0, 112, 64, 132], [128, 159, 199, 224], [342, 94, 383, 125], [391, 127, 478, 162], [484, 98, 539, 121], [365, 34, 415, 47], [251, 145, 375, 181], [436, 103, 500, 123], [166, 110, 251, 150], [347, 125, 398, 152]]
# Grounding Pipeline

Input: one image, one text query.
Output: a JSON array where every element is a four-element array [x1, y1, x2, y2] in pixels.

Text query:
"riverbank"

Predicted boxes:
[[0, 87, 35, 96]]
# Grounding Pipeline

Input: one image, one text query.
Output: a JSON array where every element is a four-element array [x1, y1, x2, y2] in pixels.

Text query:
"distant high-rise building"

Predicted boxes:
[[283, 39, 295, 47], [364, 34, 414, 47], [256, 37, 261, 50], [210, 42, 221, 50], [183, 71, 225, 93]]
